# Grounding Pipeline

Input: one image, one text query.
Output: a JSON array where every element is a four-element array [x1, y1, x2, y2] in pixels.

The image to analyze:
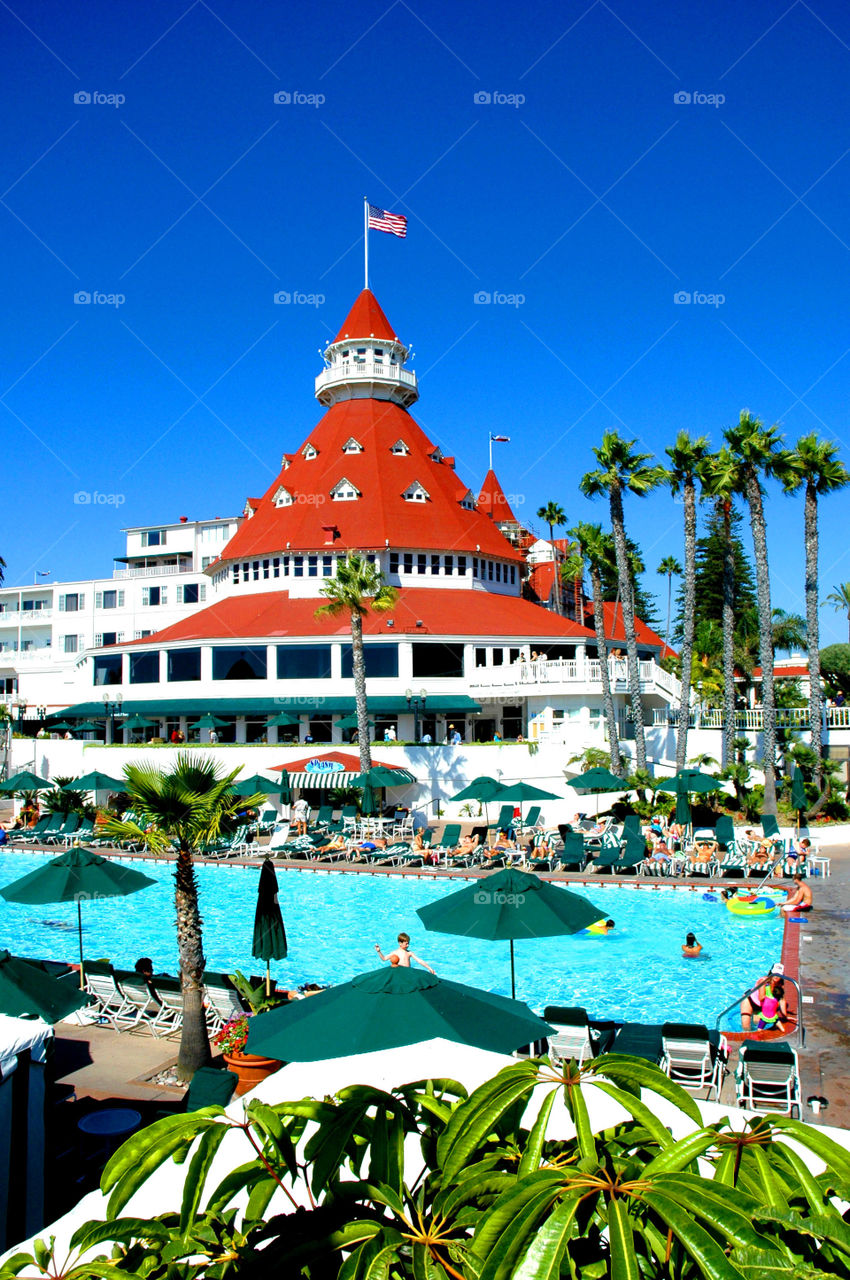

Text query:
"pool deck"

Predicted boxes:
[[12, 837, 849, 1128]]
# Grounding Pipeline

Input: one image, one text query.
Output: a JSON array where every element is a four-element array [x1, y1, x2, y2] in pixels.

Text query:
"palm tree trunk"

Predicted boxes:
[[745, 476, 778, 815], [664, 576, 672, 651], [804, 482, 823, 787], [174, 847, 211, 1080], [590, 564, 621, 774], [719, 501, 736, 769], [609, 485, 647, 771], [548, 524, 562, 615], [676, 479, 697, 771], [351, 610, 372, 773]]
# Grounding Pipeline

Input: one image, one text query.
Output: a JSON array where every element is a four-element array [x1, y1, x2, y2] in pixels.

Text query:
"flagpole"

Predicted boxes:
[[489, 433, 493, 472], [364, 197, 369, 290]]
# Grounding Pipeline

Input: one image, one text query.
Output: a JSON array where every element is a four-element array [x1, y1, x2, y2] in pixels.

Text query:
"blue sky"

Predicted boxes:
[[2, 0, 850, 642]]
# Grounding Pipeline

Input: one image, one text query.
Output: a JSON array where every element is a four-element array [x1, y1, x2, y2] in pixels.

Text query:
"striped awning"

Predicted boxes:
[[288, 767, 417, 789]]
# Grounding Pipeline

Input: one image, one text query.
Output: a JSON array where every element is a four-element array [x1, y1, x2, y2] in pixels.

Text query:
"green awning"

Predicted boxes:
[[50, 695, 482, 719]]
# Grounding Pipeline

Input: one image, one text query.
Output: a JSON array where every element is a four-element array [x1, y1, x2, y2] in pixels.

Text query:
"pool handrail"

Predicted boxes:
[[714, 973, 805, 1047]]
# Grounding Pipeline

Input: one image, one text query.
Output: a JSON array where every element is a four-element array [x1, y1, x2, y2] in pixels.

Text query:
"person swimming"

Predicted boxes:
[[682, 932, 702, 958]]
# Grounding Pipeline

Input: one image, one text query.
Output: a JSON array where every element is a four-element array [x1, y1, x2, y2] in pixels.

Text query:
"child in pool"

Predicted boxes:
[[682, 932, 703, 958]]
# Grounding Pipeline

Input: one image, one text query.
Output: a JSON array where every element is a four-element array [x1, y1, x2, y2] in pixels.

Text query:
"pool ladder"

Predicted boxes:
[[714, 975, 805, 1047]]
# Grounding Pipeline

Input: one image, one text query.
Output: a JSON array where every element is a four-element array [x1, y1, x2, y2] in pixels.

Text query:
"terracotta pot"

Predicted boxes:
[[222, 1049, 282, 1096]]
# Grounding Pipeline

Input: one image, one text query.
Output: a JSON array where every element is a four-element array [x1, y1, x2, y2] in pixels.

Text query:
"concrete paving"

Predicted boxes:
[[52, 1019, 183, 1103]]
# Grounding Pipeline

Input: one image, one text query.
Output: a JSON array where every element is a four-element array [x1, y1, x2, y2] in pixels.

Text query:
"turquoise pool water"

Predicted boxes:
[[0, 852, 784, 1024]]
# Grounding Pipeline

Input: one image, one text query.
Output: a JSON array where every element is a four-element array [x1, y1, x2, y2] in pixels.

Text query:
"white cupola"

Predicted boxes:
[[315, 289, 419, 409]]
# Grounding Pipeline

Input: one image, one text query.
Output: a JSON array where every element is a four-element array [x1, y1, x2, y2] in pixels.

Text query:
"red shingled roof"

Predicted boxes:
[[221, 398, 520, 562], [123, 588, 596, 645], [583, 600, 674, 655], [332, 289, 398, 344], [477, 469, 517, 523], [270, 751, 405, 774]]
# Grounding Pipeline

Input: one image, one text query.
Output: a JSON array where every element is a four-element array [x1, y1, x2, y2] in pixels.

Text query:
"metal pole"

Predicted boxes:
[[364, 197, 369, 289], [78, 900, 84, 988], [509, 939, 516, 1000]]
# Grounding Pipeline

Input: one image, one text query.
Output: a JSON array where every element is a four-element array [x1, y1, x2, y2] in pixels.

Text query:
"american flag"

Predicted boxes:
[[490, 435, 510, 443], [368, 204, 407, 237]]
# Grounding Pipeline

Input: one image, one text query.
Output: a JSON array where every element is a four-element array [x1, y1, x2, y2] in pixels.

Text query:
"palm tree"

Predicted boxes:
[[660, 431, 709, 770], [824, 581, 850, 643], [536, 501, 567, 614], [315, 552, 398, 769], [104, 755, 263, 1080], [570, 522, 622, 774], [580, 432, 660, 772], [782, 434, 850, 784], [699, 448, 744, 769], [656, 556, 682, 651], [725, 410, 784, 816], [771, 608, 807, 654]]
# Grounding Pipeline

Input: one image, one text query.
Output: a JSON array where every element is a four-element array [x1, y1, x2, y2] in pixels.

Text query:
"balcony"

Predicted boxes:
[[315, 360, 419, 408], [468, 657, 681, 701], [0, 647, 53, 664], [651, 705, 850, 730], [113, 563, 194, 579]]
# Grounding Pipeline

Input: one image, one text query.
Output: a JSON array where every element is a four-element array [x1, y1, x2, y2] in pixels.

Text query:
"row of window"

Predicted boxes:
[[93, 642, 466, 686], [232, 554, 376, 585], [57, 585, 205, 612]]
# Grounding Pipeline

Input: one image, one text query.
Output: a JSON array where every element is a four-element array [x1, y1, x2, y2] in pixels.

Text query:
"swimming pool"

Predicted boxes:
[[0, 852, 784, 1025]]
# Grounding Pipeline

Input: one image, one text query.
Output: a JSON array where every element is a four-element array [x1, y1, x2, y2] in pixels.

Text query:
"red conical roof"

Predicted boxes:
[[477, 469, 517, 523], [333, 289, 399, 343], [221, 399, 521, 562]]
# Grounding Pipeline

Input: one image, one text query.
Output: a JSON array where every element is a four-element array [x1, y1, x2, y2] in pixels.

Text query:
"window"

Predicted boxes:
[[341, 643, 398, 678], [167, 648, 201, 682], [492, 649, 503, 666], [212, 646, 267, 680], [331, 477, 361, 501], [495, 563, 501, 582], [201, 556, 214, 569], [252, 561, 260, 581], [389, 553, 399, 574], [475, 647, 486, 668], [458, 556, 467, 575], [472, 557, 479, 577], [445, 556, 454, 576], [59, 593, 84, 612], [402, 481, 429, 502], [133, 630, 153, 640], [95, 590, 124, 610], [94, 632, 121, 647], [293, 557, 304, 577], [417, 554, 426, 574], [403, 553, 413, 573], [322, 555, 333, 576], [142, 529, 165, 547], [308, 556, 318, 577], [63, 635, 79, 654], [390, 439, 409, 455], [142, 586, 166, 606], [201, 523, 228, 541], [302, 443, 318, 459], [373, 348, 384, 363], [262, 560, 270, 580], [353, 348, 367, 364], [276, 644, 332, 679], [179, 584, 205, 604], [431, 555, 440, 574], [502, 705, 523, 738], [459, 489, 476, 510], [488, 562, 494, 581], [273, 485, 293, 507], [93, 654, 122, 685], [273, 557, 281, 578], [412, 643, 464, 678], [130, 651, 159, 684], [342, 437, 363, 453]]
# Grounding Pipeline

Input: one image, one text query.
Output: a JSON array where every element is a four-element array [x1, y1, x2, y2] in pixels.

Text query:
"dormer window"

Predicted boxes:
[[303, 443, 318, 460], [403, 481, 430, 503], [243, 500, 256, 518], [342, 437, 363, 454], [459, 488, 476, 510], [331, 477, 361, 501], [390, 439, 410, 456], [429, 447, 444, 463], [273, 485, 293, 508]]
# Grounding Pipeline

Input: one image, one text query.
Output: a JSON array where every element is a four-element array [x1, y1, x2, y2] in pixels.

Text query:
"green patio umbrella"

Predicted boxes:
[[571, 766, 625, 817], [231, 773, 282, 797], [122, 714, 153, 735], [493, 780, 560, 835], [267, 712, 300, 728], [450, 775, 502, 828], [335, 712, 375, 731], [656, 769, 719, 826], [62, 771, 127, 793], [252, 859, 288, 998], [188, 713, 228, 731], [0, 950, 93, 1023], [417, 867, 602, 999], [790, 765, 807, 830], [0, 847, 156, 987], [74, 721, 104, 734], [245, 964, 553, 1061], [48, 721, 75, 733], [0, 771, 53, 793]]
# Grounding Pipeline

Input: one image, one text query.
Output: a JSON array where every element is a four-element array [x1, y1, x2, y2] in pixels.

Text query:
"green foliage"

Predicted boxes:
[[9, 1056, 850, 1279], [673, 504, 757, 647], [820, 644, 850, 694], [229, 970, 286, 1014], [41, 779, 95, 821]]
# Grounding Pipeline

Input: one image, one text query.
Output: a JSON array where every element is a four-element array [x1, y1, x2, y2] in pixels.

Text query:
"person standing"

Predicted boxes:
[[292, 795, 310, 836], [375, 932, 435, 973]]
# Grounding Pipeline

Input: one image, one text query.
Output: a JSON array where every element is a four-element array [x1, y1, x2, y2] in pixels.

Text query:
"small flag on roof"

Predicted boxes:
[[368, 204, 407, 237], [490, 435, 510, 442]]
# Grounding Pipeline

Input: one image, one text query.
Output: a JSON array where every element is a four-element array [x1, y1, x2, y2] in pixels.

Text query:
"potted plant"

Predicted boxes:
[[212, 1013, 282, 1095]]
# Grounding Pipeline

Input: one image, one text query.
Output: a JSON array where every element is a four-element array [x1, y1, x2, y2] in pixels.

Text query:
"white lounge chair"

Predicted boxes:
[[543, 1006, 615, 1065], [735, 1040, 801, 1117], [660, 1022, 728, 1100]]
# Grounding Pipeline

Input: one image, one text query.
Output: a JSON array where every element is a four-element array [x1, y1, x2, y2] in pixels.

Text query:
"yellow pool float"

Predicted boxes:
[[725, 894, 777, 917]]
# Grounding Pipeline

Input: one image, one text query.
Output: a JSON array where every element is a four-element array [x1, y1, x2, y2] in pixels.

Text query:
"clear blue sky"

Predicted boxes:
[[2, 0, 850, 643]]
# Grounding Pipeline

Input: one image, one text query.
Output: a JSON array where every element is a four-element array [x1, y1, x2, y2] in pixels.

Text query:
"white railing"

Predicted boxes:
[[469, 657, 681, 700], [650, 705, 850, 730], [113, 564, 194, 579], [0, 647, 52, 662], [315, 362, 418, 393]]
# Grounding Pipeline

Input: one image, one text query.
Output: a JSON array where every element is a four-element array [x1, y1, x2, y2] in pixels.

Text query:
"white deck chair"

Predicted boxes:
[[735, 1041, 801, 1117], [84, 965, 133, 1031], [204, 979, 245, 1035], [543, 1006, 614, 1065], [111, 971, 163, 1034], [266, 823, 292, 854], [660, 1023, 728, 1100]]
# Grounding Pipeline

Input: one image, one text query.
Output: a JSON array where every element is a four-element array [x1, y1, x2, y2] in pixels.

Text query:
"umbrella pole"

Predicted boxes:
[[78, 900, 84, 988], [509, 939, 516, 1001], [265, 962, 271, 1000]]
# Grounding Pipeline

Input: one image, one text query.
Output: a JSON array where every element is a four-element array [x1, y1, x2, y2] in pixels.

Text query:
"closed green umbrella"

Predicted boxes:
[[0, 771, 53, 793], [790, 765, 807, 830], [0, 950, 93, 1023], [0, 847, 156, 987], [63, 771, 127, 793], [277, 767, 292, 806], [252, 859, 288, 998], [245, 964, 553, 1061], [417, 867, 602, 999]]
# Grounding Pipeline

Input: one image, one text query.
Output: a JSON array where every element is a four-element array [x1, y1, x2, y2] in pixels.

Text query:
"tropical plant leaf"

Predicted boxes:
[[586, 1055, 702, 1124], [179, 1119, 230, 1233], [473, 1171, 573, 1267], [101, 1113, 218, 1216], [641, 1189, 748, 1279], [731, 1247, 841, 1279], [243, 1101, 300, 1181], [769, 1116, 850, 1183], [517, 1085, 558, 1176], [588, 1079, 678, 1148], [437, 1062, 540, 1183], [512, 1194, 581, 1280], [607, 1198, 640, 1280]]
